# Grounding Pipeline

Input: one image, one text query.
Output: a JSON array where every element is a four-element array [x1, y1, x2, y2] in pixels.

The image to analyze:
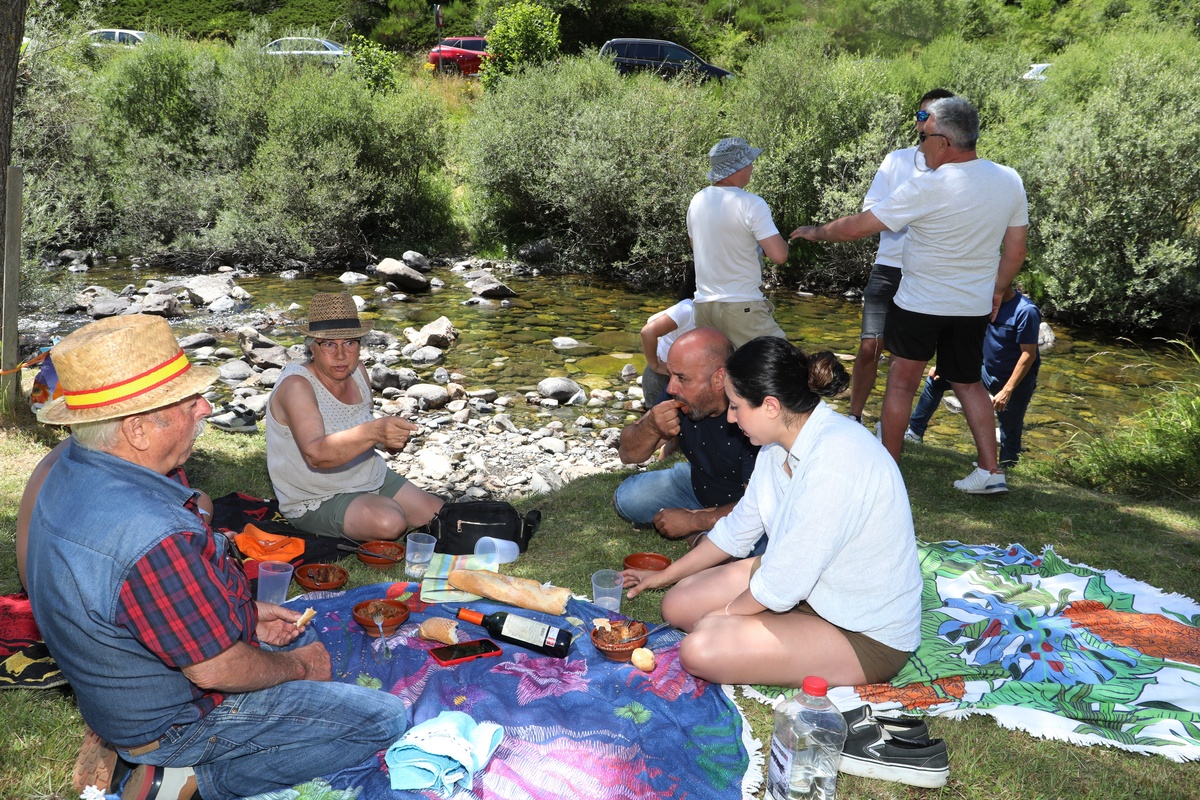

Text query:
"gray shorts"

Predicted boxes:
[[289, 468, 409, 538], [861, 264, 902, 340]]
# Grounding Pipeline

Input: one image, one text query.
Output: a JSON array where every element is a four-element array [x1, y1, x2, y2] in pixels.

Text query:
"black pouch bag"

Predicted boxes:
[[428, 501, 542, 555]]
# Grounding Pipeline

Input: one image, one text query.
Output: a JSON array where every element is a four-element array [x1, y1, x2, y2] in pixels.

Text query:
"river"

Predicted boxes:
[[23, 259, 1199, 466]]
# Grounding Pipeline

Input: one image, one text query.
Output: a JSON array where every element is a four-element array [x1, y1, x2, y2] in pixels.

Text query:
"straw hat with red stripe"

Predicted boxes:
[[39, 315, 218, 424]]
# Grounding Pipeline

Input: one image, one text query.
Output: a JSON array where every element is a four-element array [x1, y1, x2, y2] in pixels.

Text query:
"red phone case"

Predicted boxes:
[[430, 639, 502, 666]]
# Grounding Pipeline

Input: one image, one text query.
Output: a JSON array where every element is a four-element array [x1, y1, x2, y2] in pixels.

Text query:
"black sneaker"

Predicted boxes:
[[208, 405, 257, 433], [842, 705, 929, 741], [839, 727, 949, 788]]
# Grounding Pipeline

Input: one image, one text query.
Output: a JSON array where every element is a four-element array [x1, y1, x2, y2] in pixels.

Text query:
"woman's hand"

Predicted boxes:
[[621, 568, 672, 599], [255, 602, 305, 647]]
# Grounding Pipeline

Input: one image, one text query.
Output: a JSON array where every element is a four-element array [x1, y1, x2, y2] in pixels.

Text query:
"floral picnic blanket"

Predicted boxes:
[[744, 541, 1200, 762], [293, 582, 758, 799]]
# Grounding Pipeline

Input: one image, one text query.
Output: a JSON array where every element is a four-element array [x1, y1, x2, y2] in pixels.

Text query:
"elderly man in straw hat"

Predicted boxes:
[[26, 315, 408, 800], [266, 292, 443, 542], [687, 136, 790, 347]]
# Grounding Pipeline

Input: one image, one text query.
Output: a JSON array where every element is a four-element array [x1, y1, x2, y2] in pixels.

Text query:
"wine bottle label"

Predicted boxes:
[[500, 615, 554, 647]]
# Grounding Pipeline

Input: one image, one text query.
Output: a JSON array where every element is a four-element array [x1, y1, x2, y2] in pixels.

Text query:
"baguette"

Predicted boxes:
[[447, 569, 571, 615], [295, 607, 316, 628], [418, 617, 460, 645]]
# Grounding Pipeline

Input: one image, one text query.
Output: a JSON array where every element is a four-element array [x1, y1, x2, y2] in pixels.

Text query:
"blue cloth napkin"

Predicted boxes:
[[385, 710, 504, 795]]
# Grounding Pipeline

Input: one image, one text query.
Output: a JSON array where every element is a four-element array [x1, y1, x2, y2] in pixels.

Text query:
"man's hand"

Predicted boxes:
[[789, 225, 819, 242], [621, 567, 673, 600], [376, 416, 418, 451], [256, 601, 304, 647], [291, 641, 333, 682], [647, 399, 684, 440], [993, 387, 1013, 412], [653, 508, 703, 540]]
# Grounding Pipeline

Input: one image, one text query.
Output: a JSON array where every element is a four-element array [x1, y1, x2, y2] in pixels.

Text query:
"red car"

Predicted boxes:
[[428, 36, 490, 75]]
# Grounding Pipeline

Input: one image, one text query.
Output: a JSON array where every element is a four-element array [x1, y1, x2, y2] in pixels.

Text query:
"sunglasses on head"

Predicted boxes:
[[916, 110, 931, 122]]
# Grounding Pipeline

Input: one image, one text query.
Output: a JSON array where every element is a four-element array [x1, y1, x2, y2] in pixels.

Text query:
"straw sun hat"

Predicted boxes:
[[297, 292, 372, 339], [39, 315, 218, 425]]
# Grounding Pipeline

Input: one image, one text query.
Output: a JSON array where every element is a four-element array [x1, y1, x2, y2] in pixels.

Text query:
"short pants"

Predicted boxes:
[[289, 468, 408, 538], [860, 264, 902, 339], [884, 303, 989, 384], [693, 300, 786, 348]]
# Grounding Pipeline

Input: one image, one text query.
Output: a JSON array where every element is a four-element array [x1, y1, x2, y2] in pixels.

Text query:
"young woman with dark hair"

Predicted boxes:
[[622, 337, 923, 688]]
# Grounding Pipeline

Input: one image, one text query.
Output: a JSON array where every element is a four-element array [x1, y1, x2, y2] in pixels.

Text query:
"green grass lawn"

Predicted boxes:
[[2, 415, 1199, 798]]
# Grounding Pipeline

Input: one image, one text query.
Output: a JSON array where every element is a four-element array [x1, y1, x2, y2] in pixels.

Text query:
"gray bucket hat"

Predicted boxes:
[[706, 137, 762, 182]]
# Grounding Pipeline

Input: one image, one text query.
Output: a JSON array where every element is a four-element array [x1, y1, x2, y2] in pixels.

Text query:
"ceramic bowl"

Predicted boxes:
[[293, 563, 349, 592], [591, 622, 648, 662], [356, 541, 405, 570], [623, 552, 672, 571], [353, 598, 410, 638]]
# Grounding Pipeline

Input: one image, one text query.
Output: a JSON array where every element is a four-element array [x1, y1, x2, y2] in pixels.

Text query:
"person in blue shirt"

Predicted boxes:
[[906, 286, 1041, 466]]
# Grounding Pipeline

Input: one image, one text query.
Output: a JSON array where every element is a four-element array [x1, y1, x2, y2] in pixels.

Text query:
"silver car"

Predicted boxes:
[[262, 37, 348, 59]]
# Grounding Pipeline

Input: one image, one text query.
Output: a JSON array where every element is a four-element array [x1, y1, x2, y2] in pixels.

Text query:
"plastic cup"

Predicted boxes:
[[474, 536, 520, 565], [406, 532, 437, 579], [591, 569, 623, 613], [256, 561, 294, 605]]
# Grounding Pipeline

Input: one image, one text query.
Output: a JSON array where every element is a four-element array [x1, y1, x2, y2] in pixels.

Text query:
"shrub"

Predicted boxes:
[[460, 53, 725, 280], [480, 1, 561, 90]]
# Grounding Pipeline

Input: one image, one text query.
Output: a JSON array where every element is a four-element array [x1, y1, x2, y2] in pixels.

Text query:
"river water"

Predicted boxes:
[[26, 261, 1198, 465]]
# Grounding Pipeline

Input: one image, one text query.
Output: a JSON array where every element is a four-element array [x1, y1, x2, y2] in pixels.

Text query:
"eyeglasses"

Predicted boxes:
[[918, 131, 950, 145], [314, 339, 360, 353], [916, 110, 931, 122]]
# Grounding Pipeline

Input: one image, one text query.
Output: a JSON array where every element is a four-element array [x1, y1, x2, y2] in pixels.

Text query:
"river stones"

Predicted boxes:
[[376, 258, 431, 292], [537, 377, 583, 402], [402, 251, 431, 272]]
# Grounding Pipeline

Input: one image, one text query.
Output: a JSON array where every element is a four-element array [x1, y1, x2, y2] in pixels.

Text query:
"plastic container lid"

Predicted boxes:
[[801, 676, 829, 696]]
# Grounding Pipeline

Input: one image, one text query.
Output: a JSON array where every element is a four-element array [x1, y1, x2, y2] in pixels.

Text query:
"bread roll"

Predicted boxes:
[[295, 607, 316, 628], [418, 617, 460, 645], [448, 569, 571, 615], [631, 647, 655, 672]]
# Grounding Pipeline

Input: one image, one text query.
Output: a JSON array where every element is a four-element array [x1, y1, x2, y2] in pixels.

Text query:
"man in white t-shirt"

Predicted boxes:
[[790, 97, 1028, 495], [847, 88, 955, 425], [687, 137, 789, 347]]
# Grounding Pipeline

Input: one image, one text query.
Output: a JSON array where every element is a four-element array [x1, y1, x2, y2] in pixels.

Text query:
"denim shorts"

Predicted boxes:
[[860, 264, 902, 339]]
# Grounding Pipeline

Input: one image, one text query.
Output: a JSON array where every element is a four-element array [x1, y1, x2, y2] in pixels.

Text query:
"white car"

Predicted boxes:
[[88, 29, 155, 47], [262, 37, 348, 59], [1022, 63, 1051, 81]]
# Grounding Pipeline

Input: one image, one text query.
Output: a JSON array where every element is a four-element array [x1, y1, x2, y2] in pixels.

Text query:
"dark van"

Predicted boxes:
[[599, 38, 733, 81]]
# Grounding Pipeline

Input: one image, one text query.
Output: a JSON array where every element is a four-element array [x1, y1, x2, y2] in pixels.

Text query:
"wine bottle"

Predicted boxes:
[[455, 607, 571, 658]]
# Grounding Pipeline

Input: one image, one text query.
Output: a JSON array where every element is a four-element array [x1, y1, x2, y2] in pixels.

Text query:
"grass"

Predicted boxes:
[[2, 408, 1200, 798]]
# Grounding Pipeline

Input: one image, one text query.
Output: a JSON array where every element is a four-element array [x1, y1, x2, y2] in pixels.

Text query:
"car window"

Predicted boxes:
[[663, 45, 694, 64], [442, 39, 461, 48], [119, 32, 138, 46], [633, 43, 661, 60], [463, 40, 485, 51], [94, 30, 116, 43], [605, 42, 624, 57]]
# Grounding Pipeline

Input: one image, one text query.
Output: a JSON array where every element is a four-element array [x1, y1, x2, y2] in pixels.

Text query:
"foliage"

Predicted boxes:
[[460, 53, 724, 280], [479, 1, 561, 90], [1050, 342, 1200, 499], [347, 32, 400, 91]]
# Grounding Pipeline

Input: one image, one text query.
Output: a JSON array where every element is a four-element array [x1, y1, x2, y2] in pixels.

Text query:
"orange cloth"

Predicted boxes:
[[233, 524, 305, 562]]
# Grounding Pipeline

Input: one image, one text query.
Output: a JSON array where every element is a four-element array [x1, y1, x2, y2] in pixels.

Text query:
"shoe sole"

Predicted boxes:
[[73, 728, 118, 792], [839, 753, 949, 788], [957, 483, 1008, 495], [210, 422, 257, 432]]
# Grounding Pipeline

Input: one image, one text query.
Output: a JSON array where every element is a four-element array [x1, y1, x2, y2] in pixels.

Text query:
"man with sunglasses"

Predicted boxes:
[[790, 96, 1028, 495], [845, 88, 955, 427], [266, 292, 444, 542]]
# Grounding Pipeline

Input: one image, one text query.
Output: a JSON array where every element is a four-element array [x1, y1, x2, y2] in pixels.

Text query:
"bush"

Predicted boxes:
[[460, 53, 725, 280], [479, 1, 561, 90]]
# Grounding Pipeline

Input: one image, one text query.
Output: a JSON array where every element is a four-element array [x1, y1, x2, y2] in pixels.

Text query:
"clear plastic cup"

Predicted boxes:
[[474, 536, 520, 565], [256, 561, 294, 605], [405, 532, 437, 579], [591, 569, 623, 613]]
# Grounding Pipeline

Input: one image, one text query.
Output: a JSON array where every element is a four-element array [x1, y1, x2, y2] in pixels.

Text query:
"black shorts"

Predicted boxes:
[[884, 304, 988, 384]]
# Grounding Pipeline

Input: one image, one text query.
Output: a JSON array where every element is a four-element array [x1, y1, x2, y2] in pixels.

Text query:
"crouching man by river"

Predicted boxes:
[[27, 315, 408, 799]]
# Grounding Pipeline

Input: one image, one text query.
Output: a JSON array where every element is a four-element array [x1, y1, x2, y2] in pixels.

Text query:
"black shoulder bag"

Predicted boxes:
[[427, 500, 542, 555]]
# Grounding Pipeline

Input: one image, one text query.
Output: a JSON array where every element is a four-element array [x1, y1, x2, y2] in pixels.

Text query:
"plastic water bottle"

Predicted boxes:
[[765, 676, 847, 800]]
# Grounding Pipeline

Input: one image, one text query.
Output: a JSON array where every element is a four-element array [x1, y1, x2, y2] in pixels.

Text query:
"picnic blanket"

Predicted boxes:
[[744, 541, 1200, 762], [290, 581, 760, 799], [0, 593, 67, 690]]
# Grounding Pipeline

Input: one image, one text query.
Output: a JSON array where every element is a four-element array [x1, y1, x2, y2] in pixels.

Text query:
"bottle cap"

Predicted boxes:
[[456, 608, 484, 625], [801, 676, 829, 696]]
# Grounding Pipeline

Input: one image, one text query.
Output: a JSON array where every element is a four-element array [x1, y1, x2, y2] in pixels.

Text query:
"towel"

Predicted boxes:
[[385, 710, 504, 795], [419, 553, 498, 604]]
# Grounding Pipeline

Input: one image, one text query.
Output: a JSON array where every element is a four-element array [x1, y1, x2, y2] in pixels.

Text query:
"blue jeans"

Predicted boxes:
[[614, 463, 704, 525], [908, 367, 1038, 466], [614, 463, 767, 555], [125, 630, 409, 800]]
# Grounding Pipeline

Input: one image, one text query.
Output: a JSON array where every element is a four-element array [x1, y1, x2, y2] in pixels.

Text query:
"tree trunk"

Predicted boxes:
[[0, 0, 29, 274]]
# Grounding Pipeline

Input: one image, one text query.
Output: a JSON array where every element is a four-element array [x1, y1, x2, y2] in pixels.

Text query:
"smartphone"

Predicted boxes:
[[430, 639, 502, 666]]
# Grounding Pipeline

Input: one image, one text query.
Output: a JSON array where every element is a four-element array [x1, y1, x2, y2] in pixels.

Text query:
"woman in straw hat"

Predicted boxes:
[[266, 292, 443, 542]]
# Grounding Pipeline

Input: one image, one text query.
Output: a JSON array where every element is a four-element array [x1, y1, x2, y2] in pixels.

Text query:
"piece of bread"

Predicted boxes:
[[631, 647, 655, 672], [295, 607, 316, 628], [418, 617, 460, 645], [448, 569, 571, 615]]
